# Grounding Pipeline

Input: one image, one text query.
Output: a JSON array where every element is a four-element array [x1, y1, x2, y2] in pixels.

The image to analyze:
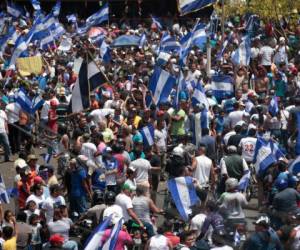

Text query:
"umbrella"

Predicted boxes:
[[111, 35, 140, 47]]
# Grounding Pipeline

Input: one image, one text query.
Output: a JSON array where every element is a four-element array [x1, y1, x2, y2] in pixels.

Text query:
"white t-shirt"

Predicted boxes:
[[250, 47, 260, 59], [103, 204, 123, 224], [228, 110, 244, 128], [42, 195, 66, 222], [211, 246, 233, 250], [26, 194, 46, 208], [193, 155, 212, 186], [239, 137, 257, 163], [40, 101, 50, 120], [90, 108, 114, 124], [5, 102, 20, 124], [191, 213, 207, 237], [259, 46, 274, 66], [129, 158, 151, 184], [115, 193, 133, 222], [0, 110, 7, 134], [48, 219, 70, 241], [149, 234, 169, 250], [223, 131, 236, 146], [154, 129, 167, 152], [80, 142, 97, 160]]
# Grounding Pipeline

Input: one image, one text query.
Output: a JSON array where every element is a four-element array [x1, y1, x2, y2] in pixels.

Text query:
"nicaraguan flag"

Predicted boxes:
[[52, 0, 61, 17], [84, 215, 112, 250], [70, 58, 107, 112], [174, 71, 186, 108], [289, 155, 300, 175], [234, 229, 241, 246], [86, 3, 109, 27], [245, 14, 260, 36], [15, 88, 32, 114], [7, 2, 24, 18], [102, 218, 124, 250], [238, 170, 251, 192], [160, 38, 181, 53], [0, 26, 18, 54], [178, 0, 216, 16], [231, 36, 251, 66], [139, 33, 147, 49], [140, 124, 155, 147], [147, 67, 176, 106], [268, 96, 279, 117], [66, 14, 77, 23], [211, 74, 234, 101], [156, 51, 171, 66], [99, 39, 111, 63], [191, 23, 207, 49], [168, 176, 199, 221], [191, 81, 209, 109], [31, 0, 41, 11], [151, 16, 163, 30], [32, 95, 45, 113], [0, 175, 10, 204]]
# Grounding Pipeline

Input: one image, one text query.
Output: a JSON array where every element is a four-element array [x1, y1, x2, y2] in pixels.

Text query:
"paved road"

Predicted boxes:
[[0, 150, 259, 232]]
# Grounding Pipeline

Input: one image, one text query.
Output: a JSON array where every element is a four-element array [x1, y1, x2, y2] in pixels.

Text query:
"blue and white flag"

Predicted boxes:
[[44, 153, 52, 164], [238, 170, 251, 192], [160, 38, 181, 53], [84, 215, 112, 250], [178, 0, 216, 16], [140, 124, 155, 147], [191, 81, 209, 109], [66, 14, 77, 23], [7, 2, 25, 18], [102, 218, 124, 250], [211, 74, 234, 101], [0, 26, 18, 54], [15, 88, 32, 114], [147, 67, 176, 106], [268, 96, 279, 117], [31, 0, 41, 11], [296, 113, 300, 156], [191, 23, 207, 49], [151, 16, 162, 30], [99, 39, 111, 64], [0, 175, 10, 204], [139, 33, 147, 49], [168, 176, 199, 221], [86, 3, 109, 27], [156, 51, 171, 66], [289, 155, 300, 175], [32, 95, 45, 113], [245, 14, 260, 36], [231, 36, 251, 66], [52, 0, 61, 17], [234, 230, 241, 246]]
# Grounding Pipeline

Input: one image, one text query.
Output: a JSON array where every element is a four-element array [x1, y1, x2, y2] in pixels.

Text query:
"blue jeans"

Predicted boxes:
[[70, 196, 87, 215], [0, 132, 10, 160]]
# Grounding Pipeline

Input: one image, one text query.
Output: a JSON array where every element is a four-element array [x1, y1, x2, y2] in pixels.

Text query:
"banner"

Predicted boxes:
[[16, 56, 43, 76]]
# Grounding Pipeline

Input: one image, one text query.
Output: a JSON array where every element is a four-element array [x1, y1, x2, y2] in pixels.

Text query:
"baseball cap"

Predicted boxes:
[[122, 183, 133, 192], [33, 176, 43, 185], [49, 234, 64, 245], [27, 154, 38, 162], [14, 159, 27, 169], [253, 215, 270, 228]]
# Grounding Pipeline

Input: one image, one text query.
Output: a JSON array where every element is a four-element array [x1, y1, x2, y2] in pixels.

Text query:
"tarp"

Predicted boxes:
[[16, 56, 43, 76], [111, 35, 140, 47]]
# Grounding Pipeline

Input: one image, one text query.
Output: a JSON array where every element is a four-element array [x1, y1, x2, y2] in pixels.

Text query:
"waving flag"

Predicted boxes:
[[168, 176, 199, 221], [178, 0, 216, 16], [0, 175, 9, 204], [86, 3, 109, 27], [160, 37, 181, 53], [52, 0, 61, 17], [31, 0, 41, 11], [289, 155, 300, 175], [268, 96, 279, 117], [139, 33, 147, 49], [231, 36, 251, 66], [0, 26, 18, 54], [296, 113, 300, 156], [151, 16, 163, 30], [147, 67, 176, 106], [238, 170, 251, 191], [140, 124, 155, 147], [211, 74, 234, 101], [7, 2, 25, 18], [66, 14, 77, 23], [191, 81, 209, 109], [84, 215, 112, 250], [15, 88, 44, 114], [156, 52, 171, 66], [102, 218, 124, 250], [99, 39, 111, 63]]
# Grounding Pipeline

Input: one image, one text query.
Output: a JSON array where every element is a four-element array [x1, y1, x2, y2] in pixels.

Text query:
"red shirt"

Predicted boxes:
[[17, 180, 31, 209], [48, 109, 58, 133]]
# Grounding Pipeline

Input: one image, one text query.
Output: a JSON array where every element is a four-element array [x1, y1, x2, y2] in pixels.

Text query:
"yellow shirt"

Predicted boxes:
[[133, 116, 142, 129], [3, 236, 16, 250]]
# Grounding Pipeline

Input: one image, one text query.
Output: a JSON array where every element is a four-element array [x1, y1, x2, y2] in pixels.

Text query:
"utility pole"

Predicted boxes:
[[221, 0, 225, 44]]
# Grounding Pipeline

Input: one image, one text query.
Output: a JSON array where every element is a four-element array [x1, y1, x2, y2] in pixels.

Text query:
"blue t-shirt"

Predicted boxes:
[[70, 167, 87, 197]]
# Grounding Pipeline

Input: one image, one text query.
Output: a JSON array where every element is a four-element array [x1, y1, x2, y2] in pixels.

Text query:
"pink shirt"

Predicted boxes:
[[97, 142, 106, 153], [102, 229, 132, 250]]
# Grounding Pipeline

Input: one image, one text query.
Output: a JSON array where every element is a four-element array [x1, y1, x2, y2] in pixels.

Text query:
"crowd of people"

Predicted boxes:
[[0, 3, 300, 250]]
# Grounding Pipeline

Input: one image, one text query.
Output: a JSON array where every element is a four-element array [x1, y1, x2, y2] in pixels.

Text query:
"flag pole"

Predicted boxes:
[[221, 0, 225, 45], [86, 52, 91, 108]]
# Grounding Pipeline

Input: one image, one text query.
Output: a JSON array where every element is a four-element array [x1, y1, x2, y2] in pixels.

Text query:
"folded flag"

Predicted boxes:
[[0, 175, 10, 204], [139, 124, 155, 147], [84, 215, 112, 250], [147, 67, 176, 106], [178, 0, 216, 16], [211, 74, 234, 101], [168, 176, 199, 221], [102, 218, 124, 250]]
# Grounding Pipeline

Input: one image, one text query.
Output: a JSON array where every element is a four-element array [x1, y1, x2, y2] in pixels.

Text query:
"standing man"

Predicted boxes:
[[0, 101, 11, 162]]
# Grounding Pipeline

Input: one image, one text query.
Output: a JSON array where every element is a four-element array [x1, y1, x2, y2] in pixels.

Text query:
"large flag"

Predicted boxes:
[[0, 26, 18, 54], [253, 137, 284, 175], [191, 81, 209, 109], [139, 124, 155, 147], [147, 67, 176, 106], [211, 74, 234, 101], [178, 0, 216, 16], [86, 3, 109, 27], [231, 36, 251, 66], [160, 37, 181, 53], [296, 113, 300, 156], [289, 155, 300, 175], [102, 218, 124, 250], [7, 2, 25, 18], [0, 175, 10, 204], [168, 176, 199, 221], [84, 215, 112, 250], [70, 58, 107, 112]]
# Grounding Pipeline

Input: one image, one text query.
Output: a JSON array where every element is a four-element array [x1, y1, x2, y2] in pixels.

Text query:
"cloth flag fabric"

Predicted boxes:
[[175, 71, 186, 108], [191, 81, 209, 109], [211, 74, 234, 101], [0, 26, 18, 54], [0, 175, 10, 204], [66, 14, 77, 23], [102, 218, 124, 250], [139, 33, 147, 49], [7, 2, 24, 18], [31, 0, 41, 11], [99, 39, 111, 63], [52, 0, 61, 17], [168, 176, 199, 221], [156, 52, 171, 66], [268, 96, 279, 117], [139, 125, 155, 147], [231, 36, 251, 66], [238, 170, 251, 191], [296, 113, 300, 156], [86, 3, 109, 27], [15, 88, 33, 114], [84, 215, 112, 250], [151, 16, 163, 30], [289, 155, 300, 175], [234, 229, 241, 246], [70, 58, 107, 112], [147, 67, 176, 106], [178, 0, 216, 16]]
